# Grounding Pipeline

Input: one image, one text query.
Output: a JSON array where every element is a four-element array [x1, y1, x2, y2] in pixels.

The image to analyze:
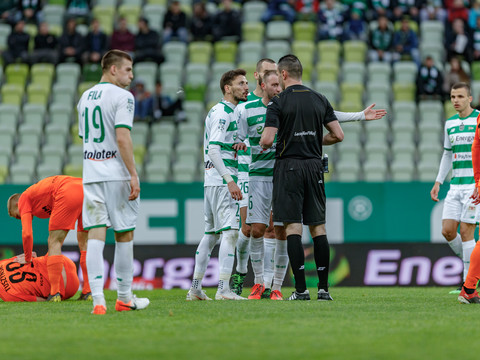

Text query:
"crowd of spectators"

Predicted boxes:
[[2, 0, 480, 109]]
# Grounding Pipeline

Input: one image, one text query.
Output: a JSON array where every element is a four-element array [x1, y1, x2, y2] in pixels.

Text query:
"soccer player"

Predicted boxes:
[[7, 175, 91, 302], [0, 253, 79, 302], [231, 58, 278, 296], [78, 49, 149, 315], [187, 69, 249, 301], [430, 82, 479, 294]]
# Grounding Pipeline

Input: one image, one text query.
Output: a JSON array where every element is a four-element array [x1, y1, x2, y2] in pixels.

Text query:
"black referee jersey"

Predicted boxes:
[[265, 84, 337, 160]]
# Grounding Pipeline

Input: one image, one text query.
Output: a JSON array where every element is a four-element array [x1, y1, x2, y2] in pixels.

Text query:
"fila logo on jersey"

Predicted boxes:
[[84, 150, 118, 161]]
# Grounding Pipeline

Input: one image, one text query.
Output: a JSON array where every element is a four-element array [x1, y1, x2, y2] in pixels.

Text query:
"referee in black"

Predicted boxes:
[[260, 54, 344, 301]]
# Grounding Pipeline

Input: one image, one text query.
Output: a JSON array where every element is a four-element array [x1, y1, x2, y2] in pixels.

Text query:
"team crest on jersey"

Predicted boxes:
[[218, 119, 226, 131], [127, 98, 134, 113], [256, 125, 263, 134]]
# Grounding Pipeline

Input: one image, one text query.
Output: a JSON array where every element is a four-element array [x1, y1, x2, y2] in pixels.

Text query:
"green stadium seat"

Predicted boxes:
[[56, 62, 81, 86], [184, 101, 205, 125], [367, 61, 392, 84], [293, 21, 316, 42], [23, 103, 46, 128], [27, 83, 50, 105], [163, 41, 187, 64], [44, 123, 69, 147], [67, 144, 83, 166], [0, 104, 20, 127], [1, 83, 24, 106], [242, 22, 264, 43], [238, 41, 263, 65], [265, 41, 290, 62], [31, 63, 55, 88], [393, 61, 418, 84], [159, 62, 182, 88], [292, 41, 314, 80], [143, 4, 166, 32], [342, 62, 365, 84], [6, 63, 29, 86], [151, 122, 175, 145], [340, 83, 364, 104], [420, 41, 445, 64], [366, 82, 390, 107], [317, 40, 341, 64], [211, 62, 234, 86], [49, 103, 73, 126], [339, 100, 363, 113], [0, 23, 11, 51], [393, 82, 416, 102], [133, 62, 157, 92], [118, 4, 142, 26], [444, 100, 456, 119], [43, 5, 65, 27], [343, 40, 367, 63], [266, 21, 292, 41], [82, 63, 102, 82], [92, 5, 115, 35], [63, 163, 83, 178], [316, 62, 339, 83], [214, 41, 237, 63], [243, 1, 267, 23], [51, 83, 75, 106], [36, 162, 63, 180], [9, 165, 34, 184], [237, 62, 256, 91], [172, 162, 196, 183], [188, 41, 213, 64], [314, 82, 338, 104]]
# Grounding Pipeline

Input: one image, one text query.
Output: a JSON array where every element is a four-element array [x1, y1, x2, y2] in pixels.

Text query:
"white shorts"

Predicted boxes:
[[237, 178, 249, 208], [83, 181, 139, 232], [204, 186, 239, 234], [247, 180, 273, 226], [443, 187, 480, 224]]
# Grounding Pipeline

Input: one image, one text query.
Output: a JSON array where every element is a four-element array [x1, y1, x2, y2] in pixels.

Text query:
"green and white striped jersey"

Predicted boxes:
[[444, 109, 479, 188], [204, 100, 238, 186], [237, 98, 275, 182]]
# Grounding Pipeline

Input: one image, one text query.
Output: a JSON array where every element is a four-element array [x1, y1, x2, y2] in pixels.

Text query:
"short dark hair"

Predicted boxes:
[[256, 58, 276, 73], [278, 54, 302, 80], [220, 69, 247, 95], [260, 69, 278, 85], [101, 50, 132, 73], [452, 82, 471, 96]]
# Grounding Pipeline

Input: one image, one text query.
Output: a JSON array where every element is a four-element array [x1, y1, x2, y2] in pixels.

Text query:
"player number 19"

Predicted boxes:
[[83, 106, 105, 143]]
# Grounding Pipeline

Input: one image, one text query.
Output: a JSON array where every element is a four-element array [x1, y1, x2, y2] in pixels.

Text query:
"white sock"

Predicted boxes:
[[463, 239, 476, 282], [250, 236, 264, 284], [236, 230, 250, 274], [86, 239, 106, 307], [263, 238, 276, 289], [115, 241, 134, 303], [447, 233, 463, 258], [192, 234, 218, 289], [272, 239, 289, 292], [218, 230, 238, 292]]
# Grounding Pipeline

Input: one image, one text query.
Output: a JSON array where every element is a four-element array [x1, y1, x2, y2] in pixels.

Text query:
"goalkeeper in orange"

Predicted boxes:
[[0, 253, 79, 302], [7, 175, 91, 302]]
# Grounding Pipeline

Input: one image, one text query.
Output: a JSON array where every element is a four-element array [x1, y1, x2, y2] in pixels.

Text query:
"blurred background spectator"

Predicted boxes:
[[163, 0, 188, 43], [368, 15, 394, 62], [261, 0, 296, 23], [82, 18, 108, 65], [417, 55, 443, 100], [343, 8, 367, 41], [131, 78, 153, 122], [318, 0, 347, 41], [190, 2, 212, 41], [393, 16, 420, 65], [2, 20, 30, 66], [443, 56, 470, 94], [16, 0, 43, 25], [446, 18, 472, 62], [65, 0, 91, 24], [135, 17, 163, 64], [31, 22, 58, 65], [152, 81, 185, 123], [58, 18, 84, 64], [110, 17, 135, 56], [0, 0, 17, 25], [295, 0, 319, 21], [212, 0, 241, 42]]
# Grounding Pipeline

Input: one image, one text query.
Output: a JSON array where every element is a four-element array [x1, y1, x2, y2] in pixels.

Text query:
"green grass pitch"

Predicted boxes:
[[0, 287, 476, 360]]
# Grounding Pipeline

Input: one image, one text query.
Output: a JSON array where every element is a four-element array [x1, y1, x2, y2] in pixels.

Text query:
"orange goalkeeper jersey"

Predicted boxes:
[[0, 255, 79, 302], [18, 175, 84, 262]]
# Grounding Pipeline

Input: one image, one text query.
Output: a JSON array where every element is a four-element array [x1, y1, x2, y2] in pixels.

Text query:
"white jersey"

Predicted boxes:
[[203, 100, 239, 187], [234, 102, 251, 181], [443, 109, 479, 189], [77, 82, 135, 184], [237, 98, 275, 182]]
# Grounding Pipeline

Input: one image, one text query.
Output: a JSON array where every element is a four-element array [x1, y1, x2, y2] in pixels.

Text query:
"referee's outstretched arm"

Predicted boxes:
[[259, 126, 277, 150], [323, 121, 344, 145]]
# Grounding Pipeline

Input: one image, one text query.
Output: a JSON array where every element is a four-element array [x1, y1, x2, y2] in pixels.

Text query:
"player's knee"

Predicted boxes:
[[241, 223, 251, 237], [442, 228, 457, 241], [251, 225, 266, 239], [223, 230, 238, 246]]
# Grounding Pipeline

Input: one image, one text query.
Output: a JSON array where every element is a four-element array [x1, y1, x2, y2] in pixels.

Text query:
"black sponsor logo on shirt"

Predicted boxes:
[[84, 150, 118, 161]]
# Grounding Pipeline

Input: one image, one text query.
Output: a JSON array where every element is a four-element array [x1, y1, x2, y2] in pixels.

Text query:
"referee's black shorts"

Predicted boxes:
[[272, 157, 326, 226]]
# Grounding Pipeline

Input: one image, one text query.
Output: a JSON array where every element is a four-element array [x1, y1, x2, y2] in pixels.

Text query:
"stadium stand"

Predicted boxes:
[[0, 1, 473, 183]]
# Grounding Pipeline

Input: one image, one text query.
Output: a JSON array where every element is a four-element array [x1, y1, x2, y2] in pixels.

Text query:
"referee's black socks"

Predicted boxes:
[[313, 235, 330, 291], [287, 234, 307, 293]]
